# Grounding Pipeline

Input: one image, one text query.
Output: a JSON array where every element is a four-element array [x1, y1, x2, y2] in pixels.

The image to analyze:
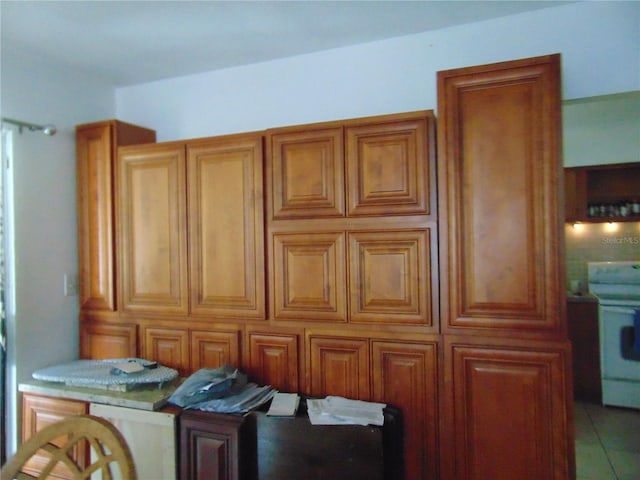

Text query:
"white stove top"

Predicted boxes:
[[588, 261, 640, 306]]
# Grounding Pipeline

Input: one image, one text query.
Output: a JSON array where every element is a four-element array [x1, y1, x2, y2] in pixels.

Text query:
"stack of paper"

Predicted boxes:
[[266, 392, 300, 416], [169, 365, 276, 413], [189, 383, 276, 414], [307, 396, 386, 426]]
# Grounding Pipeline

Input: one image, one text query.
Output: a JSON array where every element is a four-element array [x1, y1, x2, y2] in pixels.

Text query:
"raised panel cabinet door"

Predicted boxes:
[[442, 338, 573, 480], [76, 121, 156, 312], [22, 394, 89, 480], [79, 322, 137, 359], [180, 410, 257, 480], [372, 341, 438, 480], [308, 336, 369, 399], [437, 54, 563, 332], [248, 332, 300, 392], [118, 144, 188, 314], [268, 127, 345, 219], [272, 232, 347, 321], [346, 113, 434, 216], [142, 326, 190, 375], [191, 329, 241, 371], [188, 135, 265, 318], [77, 123, 115, 311], [349, 229, 431, 326]]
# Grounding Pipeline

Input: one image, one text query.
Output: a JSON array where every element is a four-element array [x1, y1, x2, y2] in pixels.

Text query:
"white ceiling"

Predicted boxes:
[[1, 1, 571, 87]]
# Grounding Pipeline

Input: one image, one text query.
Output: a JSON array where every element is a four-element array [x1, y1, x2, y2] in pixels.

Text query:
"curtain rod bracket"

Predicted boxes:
[[1, 117, 57, 136]]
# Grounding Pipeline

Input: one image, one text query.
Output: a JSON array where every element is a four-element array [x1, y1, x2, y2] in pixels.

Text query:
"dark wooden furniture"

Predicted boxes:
[[179, 402, 403, 480], [565, 162, 640, 222], [179, 410, 257, 480], [567, 298, 602, 403]]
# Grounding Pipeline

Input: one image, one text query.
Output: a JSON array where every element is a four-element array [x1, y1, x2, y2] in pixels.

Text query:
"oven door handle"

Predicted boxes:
[[601, 306, 638, 315]]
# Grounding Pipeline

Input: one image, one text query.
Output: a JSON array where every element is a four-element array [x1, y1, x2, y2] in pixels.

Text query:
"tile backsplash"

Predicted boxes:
[[565, 221, 640, 293]]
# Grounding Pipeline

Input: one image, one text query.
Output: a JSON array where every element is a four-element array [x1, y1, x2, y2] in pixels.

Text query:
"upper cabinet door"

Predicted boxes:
[[77, 123, 116, 311], [346, 114, 434, 217], [76, 121, 156, 311], [118, 143, 188, 314], [348, 229, 432, 326], [188, 135, 265, 318], [268, 127, 345, 219], [437, 55, 563, 334]]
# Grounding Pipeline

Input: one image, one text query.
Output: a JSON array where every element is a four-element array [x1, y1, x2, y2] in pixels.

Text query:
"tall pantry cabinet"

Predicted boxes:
[[77, 120, 155, 358], [437, 55, 574, 479]]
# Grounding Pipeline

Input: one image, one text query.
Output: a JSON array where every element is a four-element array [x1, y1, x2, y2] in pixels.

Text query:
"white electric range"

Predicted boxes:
[[588, 261, 640, 409]]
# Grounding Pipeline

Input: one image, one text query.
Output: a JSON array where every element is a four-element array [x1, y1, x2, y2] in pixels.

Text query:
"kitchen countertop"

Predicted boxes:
[[19, 377, 182, 411]]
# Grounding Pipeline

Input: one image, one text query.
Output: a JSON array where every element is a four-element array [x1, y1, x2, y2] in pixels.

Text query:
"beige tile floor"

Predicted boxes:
[[575, 402, 640, 480]]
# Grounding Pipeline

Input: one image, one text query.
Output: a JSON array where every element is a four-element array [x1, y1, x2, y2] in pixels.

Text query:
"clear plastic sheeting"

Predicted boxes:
[[168, 365, 275, 414]]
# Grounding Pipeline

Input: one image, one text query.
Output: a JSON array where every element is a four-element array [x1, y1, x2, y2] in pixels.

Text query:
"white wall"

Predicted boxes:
[[0, 46, 115, 454], [564, 91, 640, 167], [116, 1, 640, 142]]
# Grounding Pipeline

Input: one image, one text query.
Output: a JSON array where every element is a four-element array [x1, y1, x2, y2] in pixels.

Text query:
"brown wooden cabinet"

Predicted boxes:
[[437, 55, 574, 479], [79, 318, 137, 359], [349, 229, 432, 325], [180, 410, 257, 480], [308, 334, 370, 399], [267, 111, 438, 331], [345, 117, 432, 217], [565, 162, 640, 222], [437, 54, 564, 335], [142, 325, 191, 375], [567, 299, 602, 403], [269, 127, 345, 219], [247, 330, 301, 392], [118, 133, 265, 318], [442, 337, 573, 480], [191, 329, 241, 372], [76, 120, 155, 312], [371, 340, 439, 480], [187, 136, 265, 319], [75, 71, 576, 478], [22, 393, 89, 480], [272, 231, 347, 322], [267, 111, 434, 220], [118, 142, 189, 314]]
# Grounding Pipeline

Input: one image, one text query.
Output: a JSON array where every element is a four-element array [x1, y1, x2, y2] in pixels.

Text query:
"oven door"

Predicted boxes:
[[600, 305, 640, 382]]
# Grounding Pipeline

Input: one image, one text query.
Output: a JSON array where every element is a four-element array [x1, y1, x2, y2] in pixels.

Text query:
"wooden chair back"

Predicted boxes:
[[1, 414, 137, 480]]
